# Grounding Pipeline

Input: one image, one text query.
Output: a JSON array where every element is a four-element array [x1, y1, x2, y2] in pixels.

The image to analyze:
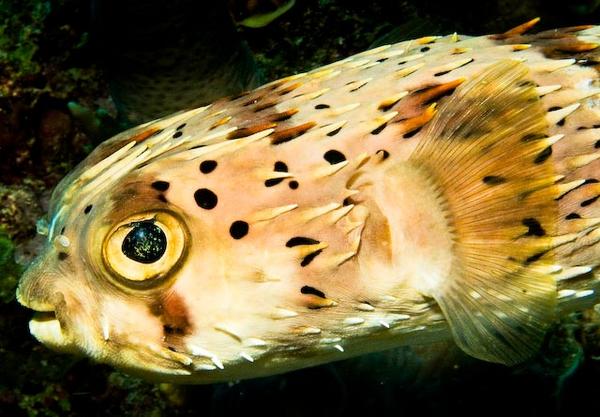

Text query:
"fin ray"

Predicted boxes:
[[409, 60, 559, 365]]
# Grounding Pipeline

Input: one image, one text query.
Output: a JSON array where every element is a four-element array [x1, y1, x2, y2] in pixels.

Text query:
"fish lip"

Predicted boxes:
[[28, 308, 77, 353], [19, 290, 76, 352]]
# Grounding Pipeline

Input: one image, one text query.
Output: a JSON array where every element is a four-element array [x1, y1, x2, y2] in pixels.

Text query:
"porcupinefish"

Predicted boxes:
[[16, 20, 600, 383]]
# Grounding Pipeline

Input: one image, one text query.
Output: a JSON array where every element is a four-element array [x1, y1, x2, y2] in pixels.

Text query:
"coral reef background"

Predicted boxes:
[[0, 1, 599, 416]]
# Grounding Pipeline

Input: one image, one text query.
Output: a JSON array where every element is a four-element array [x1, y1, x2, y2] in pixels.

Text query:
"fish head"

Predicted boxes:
[[15, 126, 331, 382]]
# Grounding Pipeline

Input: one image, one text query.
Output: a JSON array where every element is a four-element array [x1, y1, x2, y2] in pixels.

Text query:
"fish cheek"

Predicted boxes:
[[148, 290, 192, 351]]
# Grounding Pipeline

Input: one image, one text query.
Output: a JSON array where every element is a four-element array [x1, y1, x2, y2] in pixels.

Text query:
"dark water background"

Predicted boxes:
[[0, 1, 599, 416]]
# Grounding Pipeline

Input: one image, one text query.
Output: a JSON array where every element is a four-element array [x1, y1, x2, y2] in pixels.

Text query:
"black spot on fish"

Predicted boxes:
[[371, 122, 387, 135], [323, 150, 346, 164], [434, 58, 474, 76], [377, 149, 390, 160], [350, 82, 368, 92], [517, 80, 536, 88], [151, 181, 170, 191], [176, 123, 186, 131], [58, 252, 68, 261], [581, 196, 599, 207], [265, 161, 288, 187], [301, 250, 323, 267], [301, 285, 326, 298], [229, 221, 249, 239], [420, 46, 430, 52], [172, 131, 183, 139], [403, 127, 422, 139], [483, 175, 507, 185], [521, 133, 547, 142], [194, 188, 218, 209], [200, 160, 217, 174], [265, 178, 284, 187], [274, 161, 288, 172], [84, 204, 92, 214], [289, 180, 299, 190], [565, 212, 581, 220], [522, 218, 546, 236], [534, 146, 552, 164], [525, 250, 548, 265], [286, 236, 320, 247], [315, 104, 330, 109], [595, 139, 600, 149], [327, 126, 343, 137], [271, 122, 316, 145]]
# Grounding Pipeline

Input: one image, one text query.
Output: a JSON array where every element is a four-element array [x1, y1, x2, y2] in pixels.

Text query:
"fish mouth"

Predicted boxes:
[[29, 310, 70, 350], [25, 303, 77, 353]]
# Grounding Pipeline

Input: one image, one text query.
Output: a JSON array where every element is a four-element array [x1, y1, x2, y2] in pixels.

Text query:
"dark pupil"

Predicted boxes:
[[121, 221, 167, 264]]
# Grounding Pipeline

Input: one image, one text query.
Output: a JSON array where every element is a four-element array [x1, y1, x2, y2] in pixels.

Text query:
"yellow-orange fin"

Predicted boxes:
[[409, 60, 559, 365]]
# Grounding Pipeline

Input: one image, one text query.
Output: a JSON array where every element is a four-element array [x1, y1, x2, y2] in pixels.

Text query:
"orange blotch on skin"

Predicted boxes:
[[130, 127, 162, 143]]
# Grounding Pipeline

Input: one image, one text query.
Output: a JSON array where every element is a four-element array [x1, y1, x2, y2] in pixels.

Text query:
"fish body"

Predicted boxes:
[[17, 22, 600, 383]]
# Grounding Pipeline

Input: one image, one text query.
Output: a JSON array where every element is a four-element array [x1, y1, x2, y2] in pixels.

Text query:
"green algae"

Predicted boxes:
[[0, 230, 21, 303], [0, 0, 49, 78]]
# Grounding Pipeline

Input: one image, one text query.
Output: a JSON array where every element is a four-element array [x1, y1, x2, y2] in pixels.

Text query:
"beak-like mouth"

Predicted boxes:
[[29, 308, 61, 342], [29, 311, 63, 345]]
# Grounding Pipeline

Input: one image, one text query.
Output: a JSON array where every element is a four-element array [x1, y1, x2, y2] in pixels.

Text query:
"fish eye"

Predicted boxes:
[[121, 221, 167, 264], [103, 211, 187, 286]]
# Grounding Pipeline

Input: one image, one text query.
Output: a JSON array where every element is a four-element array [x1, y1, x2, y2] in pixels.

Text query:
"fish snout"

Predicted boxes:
[[16, 253, 78, 352], [16, 254, 62, 312]]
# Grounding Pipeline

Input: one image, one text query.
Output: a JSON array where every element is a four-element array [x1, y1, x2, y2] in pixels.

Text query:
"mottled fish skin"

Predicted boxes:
[[17, 23, 600, 383]]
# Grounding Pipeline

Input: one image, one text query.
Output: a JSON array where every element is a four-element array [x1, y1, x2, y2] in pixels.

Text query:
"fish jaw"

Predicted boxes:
[[17, 250, 91, 355]]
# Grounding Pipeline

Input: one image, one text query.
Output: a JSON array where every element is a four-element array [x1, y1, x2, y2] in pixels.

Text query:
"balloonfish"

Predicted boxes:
[[16, 20, 600, 383]]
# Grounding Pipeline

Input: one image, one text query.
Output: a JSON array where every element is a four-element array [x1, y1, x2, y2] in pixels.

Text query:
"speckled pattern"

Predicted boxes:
[[16, 23, 600, 384]]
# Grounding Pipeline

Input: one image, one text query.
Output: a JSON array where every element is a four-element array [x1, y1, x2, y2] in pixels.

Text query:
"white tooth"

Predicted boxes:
[[188, 344, 214, 358], [343, 317, 365, 325], [554, 266, 592, 281], [195, 364, 217, 371], [29, 317, 66, 348], [211, 356, 225, 370], [244, 338, 268, 347], [535, 84, 561, 96], [101, 318, 110, 341], [547, 103, 580, 125], [300, 327, 321, 335], [240, 352, 254, 363], [379, 320, 391, 329], [320, 337, 342, 344], [357, 303, 375, 311], [558, 289, 576, 298], [272, 308, 299, 319], [576, 290, 594, 298], [333, 344, 344, 352]]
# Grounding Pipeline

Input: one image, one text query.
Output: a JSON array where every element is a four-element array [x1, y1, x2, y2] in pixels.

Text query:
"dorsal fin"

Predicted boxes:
[[409, 60, 561, 365]]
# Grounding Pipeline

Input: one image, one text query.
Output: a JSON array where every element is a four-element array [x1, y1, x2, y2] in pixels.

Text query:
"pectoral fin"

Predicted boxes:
[[409, 60, 562, 365]]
